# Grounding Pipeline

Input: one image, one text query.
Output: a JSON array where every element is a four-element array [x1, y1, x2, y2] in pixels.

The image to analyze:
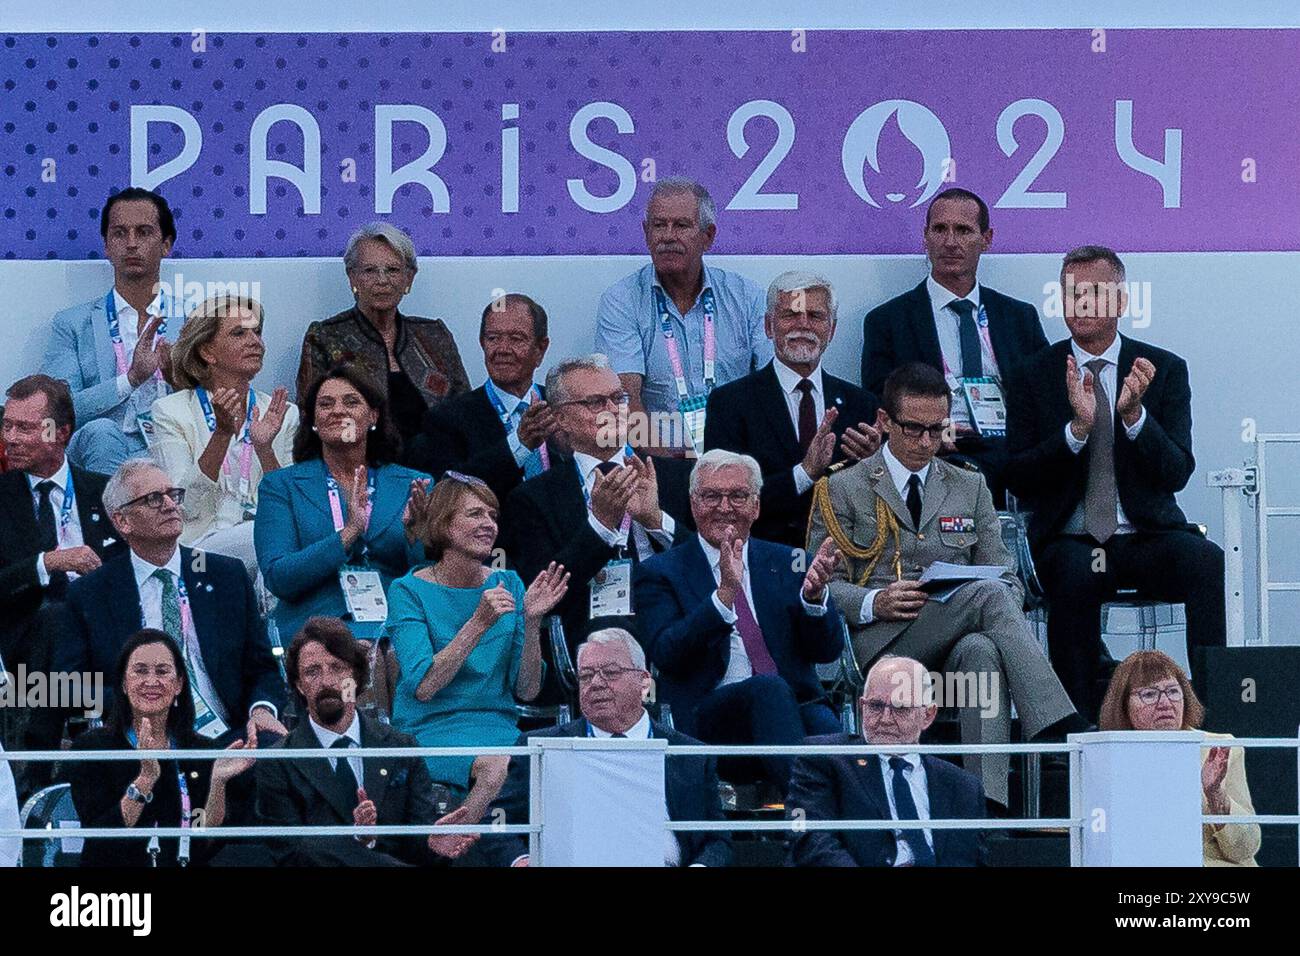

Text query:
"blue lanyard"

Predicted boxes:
[[194, 386, 256, 443], [574, 448, 634, 507], [105, 289, 170, 342], [124, 729, 191, 821], [484, 381, 543, 435]]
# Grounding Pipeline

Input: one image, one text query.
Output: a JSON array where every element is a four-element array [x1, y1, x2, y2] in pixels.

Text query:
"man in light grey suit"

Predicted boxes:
[[807, 362, 1083, 807], [42, 187, 187, 475]]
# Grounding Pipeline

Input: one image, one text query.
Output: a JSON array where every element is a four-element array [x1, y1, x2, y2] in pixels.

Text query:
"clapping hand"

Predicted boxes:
[[516, 401, 558, 451], [801, 537, 842, 603], [212, 724, 258, 782], [427, 804, 481, 859], [800, 408, 839, 479], [1065, 354, 1097, 441], [588, 463, 636, 533], [210, 386, 247, 437], [625, 454, 663, 529], [248, 387, 290, 448], [402, 478, 433, 542], [1116, 358, 1155, 427], [841, 417, 882, 462], [524, 562, 570, 621]]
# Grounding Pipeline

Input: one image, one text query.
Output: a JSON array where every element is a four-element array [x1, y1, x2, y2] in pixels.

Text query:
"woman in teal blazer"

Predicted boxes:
[[254, 366, 429, 642]]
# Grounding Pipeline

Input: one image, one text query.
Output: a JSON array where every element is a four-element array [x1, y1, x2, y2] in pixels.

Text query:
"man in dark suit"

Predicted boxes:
[[257, 617, 455, 866], [480, 627, 732, 867], [0, 375, 126, 795], [499, 354, 694, 667], [407, 293, 560, 503], [787, 655, 986, 867], [634, 449, 844, 790], [57, 459, 286, 740], [860, 188, 1048, 504], [1006, 246, 1225, 718], [705, 271, 880, 547]]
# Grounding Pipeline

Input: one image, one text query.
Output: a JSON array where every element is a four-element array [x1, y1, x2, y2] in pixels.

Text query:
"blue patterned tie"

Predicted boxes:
[[516, 405, 546, 478]]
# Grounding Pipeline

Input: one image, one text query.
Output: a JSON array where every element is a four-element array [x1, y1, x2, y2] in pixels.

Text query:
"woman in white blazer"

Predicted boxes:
[[1099, 650, 1261, 867], [149, 294, 297, 574]]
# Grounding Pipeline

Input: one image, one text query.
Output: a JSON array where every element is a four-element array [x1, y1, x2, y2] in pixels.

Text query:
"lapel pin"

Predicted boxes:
[[190, 771, 199, 779], [870, 466, 885, 480], [856, 758, 869, 766], [91, 513, 100, 522], [379, 768, 388, 777], [205, 584, 213, 592], [835, 397, 843, 405]]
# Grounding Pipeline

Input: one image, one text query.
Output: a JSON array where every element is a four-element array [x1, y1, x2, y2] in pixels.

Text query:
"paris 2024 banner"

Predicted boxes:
[[2, 29, 1298, 259]]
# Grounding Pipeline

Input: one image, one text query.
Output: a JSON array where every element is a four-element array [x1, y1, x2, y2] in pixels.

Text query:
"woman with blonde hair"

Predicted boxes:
[[149, 293, 296, 574], [1099, 650, 1260, 866]]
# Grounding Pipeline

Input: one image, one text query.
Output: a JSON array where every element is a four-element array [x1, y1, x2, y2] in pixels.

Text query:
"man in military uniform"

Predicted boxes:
[[806, 362, 1082, 807]]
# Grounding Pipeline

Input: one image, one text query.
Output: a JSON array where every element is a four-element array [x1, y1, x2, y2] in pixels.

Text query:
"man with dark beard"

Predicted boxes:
[[256, 617, 458, 866]]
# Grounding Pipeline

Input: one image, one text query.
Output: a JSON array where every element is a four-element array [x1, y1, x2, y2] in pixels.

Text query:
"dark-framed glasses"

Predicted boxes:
[[122, 487, 186, 510], [1132, 685, 1183, 706]]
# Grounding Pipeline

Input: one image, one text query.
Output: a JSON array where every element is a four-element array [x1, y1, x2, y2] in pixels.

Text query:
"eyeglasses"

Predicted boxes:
[[890, 418, 949, 440], [1132, 685, 1183, 706], [577, 665, 642, 685], [863, 700, 926, 717], [695, 490, 755, 508], [129, 664, 177, 679], [356, 266, 407, 281], [556, 391, 629, 412], [442, 470, 489, 489], [121, 487, 186, 510]]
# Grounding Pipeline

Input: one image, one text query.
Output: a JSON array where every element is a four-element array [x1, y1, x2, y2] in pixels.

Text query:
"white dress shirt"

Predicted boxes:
[[30, 457, 88, 586], [858, 443, 931, 625], [878, 751, 934, 866], [484, 377, 538, 468], [926, 277, 1000, 431], [111, 289, 176, 436], [130, 547, 276, 722], [1062, 335, 1147, 535], [697, 533, 828, 686], [573, 449, 676, 559], [590, 709, 682, 866], [771, 357, 826, 496], [310, 711, 364, 784]]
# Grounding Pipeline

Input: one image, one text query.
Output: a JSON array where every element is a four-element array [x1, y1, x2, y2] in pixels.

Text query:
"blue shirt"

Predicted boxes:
[[594, 263, 770, 421]]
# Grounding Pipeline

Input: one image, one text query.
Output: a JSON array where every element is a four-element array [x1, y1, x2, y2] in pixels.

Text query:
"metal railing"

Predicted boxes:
[[4, 737, 1297, 865]]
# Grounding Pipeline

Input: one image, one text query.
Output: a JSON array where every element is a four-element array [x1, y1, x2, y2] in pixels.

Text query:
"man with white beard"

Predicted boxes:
[[704, 271, 881, 547]]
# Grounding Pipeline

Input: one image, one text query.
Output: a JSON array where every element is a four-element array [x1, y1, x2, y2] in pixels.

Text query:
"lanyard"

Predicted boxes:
[[105, 289, 169, 379], [124, 729, 193, 847], [195, 387, 257, 500], [940, 303, 997, 379], [576, 454, 633, 536], [327, 469, 377, 533], [485, 381, 551, 471], [653, 285, 717, 401]]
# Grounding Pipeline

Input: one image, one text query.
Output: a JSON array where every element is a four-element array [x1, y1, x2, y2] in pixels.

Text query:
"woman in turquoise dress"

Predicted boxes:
[[386, 472, 568, 828]]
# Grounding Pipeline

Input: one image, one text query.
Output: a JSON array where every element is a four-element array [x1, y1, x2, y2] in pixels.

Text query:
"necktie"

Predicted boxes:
[[795, 379, 816, 456], [905, 474, 923, 530], [950, 299, 982, 378], [612, 732, 627, 738], [888, 756, 935, 867], [1083, 358, 1118, 543], [733, 587, 779, 676], [331, 737, 360, 797], [35, 480, 68, 596], [514, 403, 547, 478], [35, 480, 59, 551], [153, 568, 184, 646]]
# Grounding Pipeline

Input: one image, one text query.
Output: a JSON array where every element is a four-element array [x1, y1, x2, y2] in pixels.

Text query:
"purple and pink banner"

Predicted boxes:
[[2, 29, 1298, 259]]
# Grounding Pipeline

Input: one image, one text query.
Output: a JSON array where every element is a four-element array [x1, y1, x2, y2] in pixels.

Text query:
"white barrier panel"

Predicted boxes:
[[1074, 731, 1204, 867], [535, 736, 667, 867]]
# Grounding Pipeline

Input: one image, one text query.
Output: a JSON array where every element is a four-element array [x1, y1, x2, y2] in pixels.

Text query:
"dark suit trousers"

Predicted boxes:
[[695, 674, 840, 789], [1038, 531, 1225, 718]]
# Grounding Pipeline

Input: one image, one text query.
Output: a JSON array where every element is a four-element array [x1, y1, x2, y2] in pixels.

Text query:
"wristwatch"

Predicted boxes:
[[125, 783, 154, 804]]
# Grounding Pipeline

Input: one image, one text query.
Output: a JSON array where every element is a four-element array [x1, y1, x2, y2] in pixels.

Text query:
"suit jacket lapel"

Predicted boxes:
[[908, 282, 944, 370], [757, 362, 801, 459], [918, 464, 948, 532], [91, 292, 117, 383], [867, 453, 913, 531], [70, 468, 111, 552], [367, 465, 407, 541], [979, 287, 1013, 375], [110, 553, 144, 639], [855, 749, 892, 820], [2, 473, 41, 546], [179, 547, 222, 686], [294, 458, 332, 522], [680, 536, 720, 608], [286, 720, 356, 823], [359, 716, 394, 812], [471, 385, 509, 443], [921, 755, 950, 862], [747, 542, 784, 645]]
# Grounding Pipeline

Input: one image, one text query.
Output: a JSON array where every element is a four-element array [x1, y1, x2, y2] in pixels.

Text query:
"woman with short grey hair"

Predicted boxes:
[[295, 222, 470, 450]]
